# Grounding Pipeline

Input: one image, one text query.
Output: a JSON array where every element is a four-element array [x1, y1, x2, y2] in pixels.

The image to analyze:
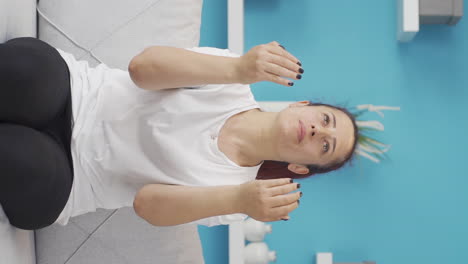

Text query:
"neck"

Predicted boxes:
[[221, 109, 281, 167]]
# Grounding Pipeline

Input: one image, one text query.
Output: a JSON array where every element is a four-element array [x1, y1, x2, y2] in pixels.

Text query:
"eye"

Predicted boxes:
[[323, 114, 330, 126], [322, 141, 330, 153]]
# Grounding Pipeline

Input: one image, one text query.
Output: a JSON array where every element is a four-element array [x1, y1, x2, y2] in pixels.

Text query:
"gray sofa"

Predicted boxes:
[[1, 0, 206, 263]]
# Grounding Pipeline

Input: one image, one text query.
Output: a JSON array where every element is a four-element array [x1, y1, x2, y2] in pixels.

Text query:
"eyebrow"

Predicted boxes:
[[332, 138, 336, 153], [331, 112, 337, 153], [331, 112, 336, 128]]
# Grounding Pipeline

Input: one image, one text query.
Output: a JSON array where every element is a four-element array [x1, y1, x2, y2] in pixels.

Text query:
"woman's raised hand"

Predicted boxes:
[[237, 178, 302, 222], [236, 41, 304, 87]]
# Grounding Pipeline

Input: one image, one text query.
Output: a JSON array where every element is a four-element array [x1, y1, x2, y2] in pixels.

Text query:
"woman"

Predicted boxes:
[[0, 37, 357, 230]]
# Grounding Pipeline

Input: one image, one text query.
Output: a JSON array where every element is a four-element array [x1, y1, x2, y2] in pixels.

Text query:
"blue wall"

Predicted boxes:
[[199, 0, 468, 264]]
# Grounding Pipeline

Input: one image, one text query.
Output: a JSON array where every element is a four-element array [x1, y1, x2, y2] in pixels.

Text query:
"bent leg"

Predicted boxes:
[[0, 37, 71, 129], [0, 123, 73, 230]]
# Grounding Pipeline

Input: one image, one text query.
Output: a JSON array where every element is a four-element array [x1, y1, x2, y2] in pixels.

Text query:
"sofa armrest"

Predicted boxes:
[[1, 205, 36, 264], [0, 1, 37, 262], [0, 0, 37, 42]]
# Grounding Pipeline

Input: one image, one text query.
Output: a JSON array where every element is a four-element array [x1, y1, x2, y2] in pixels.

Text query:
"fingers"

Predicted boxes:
[[269, 182, 300, 197], [270, 199, 299, 220], [270, 190, 302, 207], [264, 63, 300, 82], [267, 41, 301, 66], [268, 54, 303, 74], [260, 42, 303, 86], [262, 178, 293, 188], [262, 215, 290, 222], [268, 181, 301, 222], [266, 74, 293, 87], [253, 178, 303, 222]]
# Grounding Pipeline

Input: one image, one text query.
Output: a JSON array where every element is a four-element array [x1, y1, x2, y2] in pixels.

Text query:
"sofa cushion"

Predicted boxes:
[[37, 0, 203, 69]]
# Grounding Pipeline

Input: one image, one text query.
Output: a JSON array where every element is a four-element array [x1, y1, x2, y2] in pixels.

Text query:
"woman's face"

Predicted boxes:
[[273, 101, 355, 172]]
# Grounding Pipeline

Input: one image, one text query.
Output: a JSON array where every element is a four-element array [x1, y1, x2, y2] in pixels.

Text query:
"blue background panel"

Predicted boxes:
[[199, 1, 468, 263]]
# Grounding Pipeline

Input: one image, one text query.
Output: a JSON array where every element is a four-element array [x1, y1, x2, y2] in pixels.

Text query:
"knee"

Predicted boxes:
[[5, 36, 41, 45], [0, 41, 42, 82], [1, 37, 64, 77], [1, 201, 58, 230], [7, 213, 56, 230], [0, 124, 71, 230]]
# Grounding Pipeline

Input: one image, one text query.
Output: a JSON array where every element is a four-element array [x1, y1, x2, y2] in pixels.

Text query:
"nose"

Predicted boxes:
[[310, 124, 334, 137]]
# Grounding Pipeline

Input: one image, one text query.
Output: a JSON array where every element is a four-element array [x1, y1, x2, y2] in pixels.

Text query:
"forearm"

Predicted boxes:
[[128, 46, 240, 90], [133, 184, 243, 226]]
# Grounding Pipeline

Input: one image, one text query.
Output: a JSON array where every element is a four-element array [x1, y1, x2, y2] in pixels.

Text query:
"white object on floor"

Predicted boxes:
[[229, 222, 245, 264], [316, 252, 333, 264], [243, 218, 272, 242], [244, 242, 276, 264], [397, 0, 419, 42]]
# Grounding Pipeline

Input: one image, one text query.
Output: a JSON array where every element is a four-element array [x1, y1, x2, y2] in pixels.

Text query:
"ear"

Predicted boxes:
[[287, 163, 310, 175], [289, 100, 310, 108]]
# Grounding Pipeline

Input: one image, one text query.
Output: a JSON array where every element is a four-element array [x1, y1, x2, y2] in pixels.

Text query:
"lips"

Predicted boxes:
[[297, 120, 305, 143]]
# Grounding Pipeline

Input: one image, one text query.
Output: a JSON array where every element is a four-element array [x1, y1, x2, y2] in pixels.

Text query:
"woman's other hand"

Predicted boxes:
[[236, 41, 304, 87], [237, 178, 301, 222]]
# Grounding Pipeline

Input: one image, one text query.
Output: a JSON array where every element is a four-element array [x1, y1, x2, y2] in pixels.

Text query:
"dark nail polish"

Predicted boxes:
[[299, 68, 304, 74], [297, 200, 300, 205], [279, 44, 286, 50], [297, 61, 302, 66], [290, 179, 294, 183], [288, 82, 294, 86], [282, 218, 289, 221], [296, 74, 302, 80], [297, 183, 301, 189], [300, 191, 303, 197]]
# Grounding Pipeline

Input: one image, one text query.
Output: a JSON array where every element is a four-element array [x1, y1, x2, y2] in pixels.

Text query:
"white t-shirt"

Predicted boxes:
[[54, 47, 263, 227]]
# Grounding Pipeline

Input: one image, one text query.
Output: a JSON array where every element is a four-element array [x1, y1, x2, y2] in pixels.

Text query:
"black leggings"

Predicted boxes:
[[0, 37, 74, 230]]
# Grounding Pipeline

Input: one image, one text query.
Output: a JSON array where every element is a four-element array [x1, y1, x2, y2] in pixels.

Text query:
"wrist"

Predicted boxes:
[[230, 184, 245, 214], [228, 57, 243, 84]]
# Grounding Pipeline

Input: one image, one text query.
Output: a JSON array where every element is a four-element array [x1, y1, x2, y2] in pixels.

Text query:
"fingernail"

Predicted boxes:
[[296, 74, 302, 80], [288, 82, 294, 86], [282, 218, 289, 221], [297, 200, 300, 205], [300, 191, 303, 197], [297, 61, 302, 66], [279, 44, 286, 50], [290, 179, 294, 183], [297, 183, 301, 189], [299, 68, 304, 74]]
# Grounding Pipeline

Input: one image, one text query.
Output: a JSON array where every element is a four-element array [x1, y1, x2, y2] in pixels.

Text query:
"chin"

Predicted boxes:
[[275, 115, 298, 150]]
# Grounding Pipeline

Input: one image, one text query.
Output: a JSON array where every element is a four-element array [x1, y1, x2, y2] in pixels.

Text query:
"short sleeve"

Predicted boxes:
[[184, 47, 241, 58], [182, 47, 242, 89], [190, 213, 248, 227]]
